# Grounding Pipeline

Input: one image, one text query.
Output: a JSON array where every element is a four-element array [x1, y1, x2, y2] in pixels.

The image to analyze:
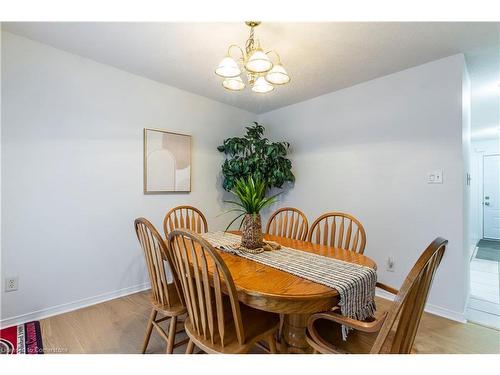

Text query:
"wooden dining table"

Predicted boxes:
[[197, 231, 377, 353]]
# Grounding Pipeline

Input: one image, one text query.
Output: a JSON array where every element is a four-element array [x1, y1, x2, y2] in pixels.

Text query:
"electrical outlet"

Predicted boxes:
[[386, 257, 395, 272], [5, 277, 18, 292], [427, 170, 443, 184]]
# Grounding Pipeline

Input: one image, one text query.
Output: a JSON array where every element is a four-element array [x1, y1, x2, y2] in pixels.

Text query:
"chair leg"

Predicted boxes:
[[279, 339, 289, 354], [166, 315, 177, 354], [278, 313, 284, 341], [186, 339, 194, 354], [267, 334, 277, 354], [142, 308, 157, 354]]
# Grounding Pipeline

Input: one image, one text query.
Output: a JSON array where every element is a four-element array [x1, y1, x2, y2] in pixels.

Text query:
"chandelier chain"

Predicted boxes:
[[245, 26, 255, 55]]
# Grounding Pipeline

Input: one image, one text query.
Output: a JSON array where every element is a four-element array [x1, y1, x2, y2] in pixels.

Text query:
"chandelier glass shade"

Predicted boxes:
[[215, 56, 241, 78], [265, 63, 291, 85], [222, 76, 245, 91], [215, 21, 290, 93], [252, 76, 274, 93], [245, 49, 273, 73]]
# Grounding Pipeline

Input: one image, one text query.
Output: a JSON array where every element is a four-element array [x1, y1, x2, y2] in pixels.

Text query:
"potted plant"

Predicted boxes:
[[217, 122, 294, 191], [225, 176, 279, 249]]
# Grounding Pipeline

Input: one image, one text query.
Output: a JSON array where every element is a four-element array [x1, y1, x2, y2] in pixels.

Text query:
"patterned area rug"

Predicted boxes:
[[476, 239, 500, 262], [0, 321, 43, 354]]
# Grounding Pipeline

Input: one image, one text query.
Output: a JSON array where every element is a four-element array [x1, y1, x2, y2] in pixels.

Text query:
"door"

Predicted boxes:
[[483, 154, 500, 239]]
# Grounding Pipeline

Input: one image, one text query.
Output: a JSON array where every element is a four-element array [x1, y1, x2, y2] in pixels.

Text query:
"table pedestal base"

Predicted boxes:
[[281, 314, 313, 353]]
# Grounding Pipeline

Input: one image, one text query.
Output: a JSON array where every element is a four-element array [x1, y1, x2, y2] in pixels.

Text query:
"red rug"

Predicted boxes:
[[0, 321, 43, 354]]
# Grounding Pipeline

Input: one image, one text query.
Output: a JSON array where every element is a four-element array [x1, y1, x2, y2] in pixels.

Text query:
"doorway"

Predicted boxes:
[[466, 150, 500, 329]]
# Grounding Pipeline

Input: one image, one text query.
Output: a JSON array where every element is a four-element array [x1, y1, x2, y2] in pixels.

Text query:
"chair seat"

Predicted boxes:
[[151, 283, 187, 316], [185, 298, 280, 354], [306, 309, 399, 354], [306, 317, 377, 353]]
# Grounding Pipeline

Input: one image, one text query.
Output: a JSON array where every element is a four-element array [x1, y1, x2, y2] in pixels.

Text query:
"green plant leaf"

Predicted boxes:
[[217, 208, 245, 217], [224, 212, 245, 232], [217, 122, 294, 192], [223, 200, 246, 209]]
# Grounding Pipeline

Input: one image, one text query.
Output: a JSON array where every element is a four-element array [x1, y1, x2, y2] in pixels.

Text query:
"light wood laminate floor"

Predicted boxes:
[[39, 290, 500, 354]]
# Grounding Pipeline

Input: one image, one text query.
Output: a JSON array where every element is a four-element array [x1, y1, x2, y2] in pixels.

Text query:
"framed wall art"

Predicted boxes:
[[143, 128, 191, 193]]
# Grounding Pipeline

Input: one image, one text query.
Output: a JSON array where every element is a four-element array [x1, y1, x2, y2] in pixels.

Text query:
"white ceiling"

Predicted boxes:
[[3, 22, 500, 138]]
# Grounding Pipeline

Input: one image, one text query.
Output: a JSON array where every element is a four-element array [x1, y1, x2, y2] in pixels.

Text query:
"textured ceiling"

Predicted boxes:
[[3, 22, 500, 138]]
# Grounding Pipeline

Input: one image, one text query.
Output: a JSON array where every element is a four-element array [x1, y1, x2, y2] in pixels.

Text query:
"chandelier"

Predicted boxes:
[[215, 21, 290, 93]]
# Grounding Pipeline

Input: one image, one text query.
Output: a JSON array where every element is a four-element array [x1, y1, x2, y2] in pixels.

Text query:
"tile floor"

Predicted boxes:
[[470, 258, 500, 304], [466, 243, 500, 330]]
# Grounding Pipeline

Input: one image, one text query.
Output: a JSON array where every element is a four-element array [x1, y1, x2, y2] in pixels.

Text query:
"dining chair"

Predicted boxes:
[[265, 207, 309, 241], [134, 218, 188, 354], [307, 212, 367, 254], [163, 205, 208, 238], [265, 207, 309, 345], [167, 229, 280, 354], [305, 237, 448, 354]]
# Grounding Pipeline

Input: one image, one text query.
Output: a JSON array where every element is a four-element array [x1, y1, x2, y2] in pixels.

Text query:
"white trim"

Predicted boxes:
[[465, 307, 500, 330], [376, 289, 467, 323], [468, 297, 500, 316], [470, 245, 479, 261], [2, 283, 468, 328], [0, 282, 151, 328]]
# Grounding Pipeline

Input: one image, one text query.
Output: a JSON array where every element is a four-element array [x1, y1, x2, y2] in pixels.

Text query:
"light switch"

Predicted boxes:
[[428, 170, 443, 184]]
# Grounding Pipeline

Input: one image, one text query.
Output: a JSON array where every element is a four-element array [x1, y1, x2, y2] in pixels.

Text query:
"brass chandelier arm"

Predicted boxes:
[[265, 50, 282, 65], [227, 44, 245, 62]]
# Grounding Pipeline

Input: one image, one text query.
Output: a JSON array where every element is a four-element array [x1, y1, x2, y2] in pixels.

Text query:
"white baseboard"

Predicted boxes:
[[470, 245, 479, 261], [0, 282, 151, 328], [467, 297, 500, 316], [2, 284, 467, 328], [466, 307, 500, 330], [376, 289, 467, 323]]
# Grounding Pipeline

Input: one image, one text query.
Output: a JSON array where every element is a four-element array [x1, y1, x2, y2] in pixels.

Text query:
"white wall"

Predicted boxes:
[[1, 31, 474, 325], [259, 55, 470, 320], [0, 32, 254, 324]]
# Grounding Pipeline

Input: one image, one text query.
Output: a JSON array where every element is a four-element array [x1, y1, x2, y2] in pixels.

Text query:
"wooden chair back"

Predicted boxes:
[[134, 217, 182, 309], [167, 229, 246, 348], [163, 205, 208, 237], [370, 237, 448, 354], [307, 212, 366, 254], [265, 207, 309, 241]]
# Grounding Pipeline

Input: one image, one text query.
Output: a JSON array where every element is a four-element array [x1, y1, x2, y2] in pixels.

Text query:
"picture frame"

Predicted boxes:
[[143, 128, 191, 194]]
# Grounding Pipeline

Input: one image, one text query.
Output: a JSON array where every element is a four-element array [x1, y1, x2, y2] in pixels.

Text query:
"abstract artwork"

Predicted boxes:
[[143, 128, 191, 193]]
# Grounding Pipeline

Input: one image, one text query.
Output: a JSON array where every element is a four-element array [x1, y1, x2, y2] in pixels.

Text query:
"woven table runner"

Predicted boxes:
[[201, 231, 377, 339]]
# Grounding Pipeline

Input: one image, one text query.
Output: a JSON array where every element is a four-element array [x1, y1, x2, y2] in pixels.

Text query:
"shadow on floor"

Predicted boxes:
[[476, 239, 500, 262]]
